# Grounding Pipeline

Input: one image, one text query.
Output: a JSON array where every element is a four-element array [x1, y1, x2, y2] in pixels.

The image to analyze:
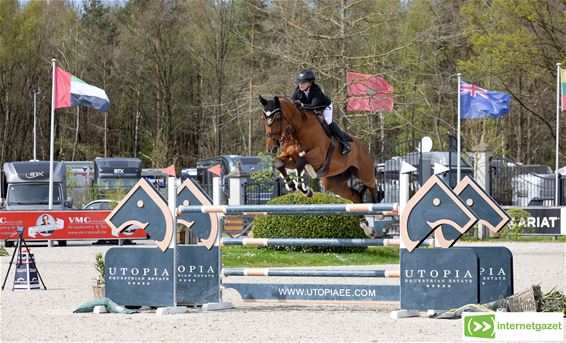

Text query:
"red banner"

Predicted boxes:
[[0, 211, 147, 241], [346, 72, 393, 112]]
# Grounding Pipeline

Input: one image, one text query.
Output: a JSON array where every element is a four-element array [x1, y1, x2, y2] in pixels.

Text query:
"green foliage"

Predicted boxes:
[[540, 288, 566, 316], [252, 192, 367, 253], [94, 252, 105, 285], [249, 152, 277, 183], [222, 246, 399, 268], [500, 208, 531, 239], [0, 246, 8, 257]]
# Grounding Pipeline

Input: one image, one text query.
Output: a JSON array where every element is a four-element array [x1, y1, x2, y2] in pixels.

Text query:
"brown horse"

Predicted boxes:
[[259, 95, 380, 237]]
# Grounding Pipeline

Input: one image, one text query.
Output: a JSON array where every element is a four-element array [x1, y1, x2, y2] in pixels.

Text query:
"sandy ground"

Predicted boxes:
[[0, 241, 564, 342]]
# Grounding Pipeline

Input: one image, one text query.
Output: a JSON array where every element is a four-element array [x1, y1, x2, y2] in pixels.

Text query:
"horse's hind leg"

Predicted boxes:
[[321, 172, 361, 203], [322, 173, 379, 238], [275, 158, 296, 191], [356, 163, 379, 203]]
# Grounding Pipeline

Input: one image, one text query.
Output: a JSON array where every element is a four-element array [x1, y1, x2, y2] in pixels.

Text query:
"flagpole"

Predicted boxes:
[[49, 59, 56, 210], [556, 63, 561, 205], [457, 73, 461, 183]]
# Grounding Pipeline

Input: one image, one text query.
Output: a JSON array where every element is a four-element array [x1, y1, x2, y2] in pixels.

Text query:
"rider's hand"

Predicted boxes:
[[293, 100, 303, 108]]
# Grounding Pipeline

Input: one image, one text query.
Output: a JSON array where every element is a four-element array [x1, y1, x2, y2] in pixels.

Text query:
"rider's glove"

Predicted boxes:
[[293, 100, 303, 108]]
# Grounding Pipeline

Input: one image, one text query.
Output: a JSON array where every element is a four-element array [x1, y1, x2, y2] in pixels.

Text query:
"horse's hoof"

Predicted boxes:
[[306, 189, 314, 197], [359, 220, 376, 238]]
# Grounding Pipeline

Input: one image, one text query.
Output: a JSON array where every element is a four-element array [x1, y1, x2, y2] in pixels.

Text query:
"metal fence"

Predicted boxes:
[[375, 137, 423, 204], [243, 180, 288, 205], [490, 157, 564, 206]]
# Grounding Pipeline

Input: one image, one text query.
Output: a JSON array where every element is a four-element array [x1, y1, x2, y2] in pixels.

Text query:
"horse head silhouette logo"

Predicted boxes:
[[105, 178, 174, 252], [176, 179, 219, 250], [400, 175, 478, 252]]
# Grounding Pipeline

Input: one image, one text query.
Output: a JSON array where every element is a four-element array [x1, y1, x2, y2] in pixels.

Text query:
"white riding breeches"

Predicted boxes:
[[323, 102, 333, 124]]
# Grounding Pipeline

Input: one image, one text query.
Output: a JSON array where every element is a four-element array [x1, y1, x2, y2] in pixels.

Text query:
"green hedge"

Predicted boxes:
[[252, 192, 367, 253]]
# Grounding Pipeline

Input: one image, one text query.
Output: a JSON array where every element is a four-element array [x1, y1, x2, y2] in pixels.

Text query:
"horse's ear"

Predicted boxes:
[[258, 95, 267, 106], [274, 96, 280, 107]]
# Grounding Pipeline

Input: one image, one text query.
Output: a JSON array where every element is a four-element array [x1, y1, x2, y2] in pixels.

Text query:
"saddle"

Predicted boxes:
[[312, 110, 332, 138], [311, 110, 335, 177]]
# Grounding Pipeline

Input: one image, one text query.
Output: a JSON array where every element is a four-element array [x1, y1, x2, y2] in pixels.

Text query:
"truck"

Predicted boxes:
[[65, 160, 95, 208], [1, 161, 72, 211], [195, 155, 261, 201], [0, 160, 73, 246], [141, 168, 168, 195], [94, 157, 142, 197]]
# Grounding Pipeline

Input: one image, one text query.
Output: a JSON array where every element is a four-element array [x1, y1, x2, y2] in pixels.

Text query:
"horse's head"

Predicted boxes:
[[259, 95, 285, 154]]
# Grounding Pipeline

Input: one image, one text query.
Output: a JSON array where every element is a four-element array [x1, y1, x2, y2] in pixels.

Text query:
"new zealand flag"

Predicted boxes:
[[460, 81, 511, 119]]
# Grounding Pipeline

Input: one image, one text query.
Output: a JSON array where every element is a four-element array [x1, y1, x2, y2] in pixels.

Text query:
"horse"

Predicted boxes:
[[259, 95, 380, 238]]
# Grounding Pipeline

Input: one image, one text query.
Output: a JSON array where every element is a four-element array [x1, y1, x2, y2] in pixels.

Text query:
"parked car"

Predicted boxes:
[[83, 199, 118, 210], [83, 199, 132, 245]]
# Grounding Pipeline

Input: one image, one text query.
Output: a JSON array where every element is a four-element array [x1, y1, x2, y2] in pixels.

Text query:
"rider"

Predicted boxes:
[[291, 69, 352, 155]]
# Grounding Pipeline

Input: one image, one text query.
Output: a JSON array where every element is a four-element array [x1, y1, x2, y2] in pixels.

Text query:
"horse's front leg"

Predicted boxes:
[[295, 154, 313, 197], [275, 158, 296, 191]]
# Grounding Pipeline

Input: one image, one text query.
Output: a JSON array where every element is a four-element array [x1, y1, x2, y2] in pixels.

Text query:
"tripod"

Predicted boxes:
[[1, 228, 47, 290]]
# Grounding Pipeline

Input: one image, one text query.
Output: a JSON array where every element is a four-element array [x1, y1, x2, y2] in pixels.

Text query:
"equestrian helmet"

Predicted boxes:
[[295, 69, 315, 84]]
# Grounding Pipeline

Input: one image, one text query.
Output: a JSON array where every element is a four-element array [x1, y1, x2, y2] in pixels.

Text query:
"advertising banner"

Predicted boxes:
[[0, 211, 147, 241], [504, 207, 564, 235]]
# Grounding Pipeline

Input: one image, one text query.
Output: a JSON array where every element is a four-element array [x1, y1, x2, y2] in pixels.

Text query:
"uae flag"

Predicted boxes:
[[54, 67, 110, 112]]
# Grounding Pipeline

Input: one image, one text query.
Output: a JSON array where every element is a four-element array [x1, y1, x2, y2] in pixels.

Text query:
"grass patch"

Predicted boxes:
[[222, 246, 399, 268]]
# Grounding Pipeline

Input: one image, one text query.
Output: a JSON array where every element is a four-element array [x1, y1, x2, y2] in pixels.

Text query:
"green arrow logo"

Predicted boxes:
[[464, 314, 495, 339]]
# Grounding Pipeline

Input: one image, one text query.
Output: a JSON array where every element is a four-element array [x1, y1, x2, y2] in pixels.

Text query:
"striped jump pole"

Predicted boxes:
[[178, 203, 398, 216], [221, 237, 434, 247], [222, 268, 400, 278]]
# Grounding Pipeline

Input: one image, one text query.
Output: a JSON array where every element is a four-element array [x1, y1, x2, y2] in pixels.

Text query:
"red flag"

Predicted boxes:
[[163, 164, 176, 177], [54, 67, 72, 109], [346, 72, 393, 112], [208, 164, 221, 176]]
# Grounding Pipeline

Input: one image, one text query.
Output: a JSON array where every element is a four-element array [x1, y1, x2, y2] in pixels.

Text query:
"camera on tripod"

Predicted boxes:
[[1, 226, 46, 290]]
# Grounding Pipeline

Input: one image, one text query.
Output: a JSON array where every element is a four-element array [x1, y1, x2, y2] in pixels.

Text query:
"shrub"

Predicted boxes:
[[501, 208, 531, 240], [252, 192, 367, 253], [94, 252, 105, 285]]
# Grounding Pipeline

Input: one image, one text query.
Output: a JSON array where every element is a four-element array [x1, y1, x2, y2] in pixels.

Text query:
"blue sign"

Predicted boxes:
[[176, 245, 220, 305], [105, 247, 174, 307], [400, 248, 479, 310]]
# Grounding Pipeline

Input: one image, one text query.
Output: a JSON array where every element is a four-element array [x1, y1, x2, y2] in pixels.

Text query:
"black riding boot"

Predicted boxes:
[[329, 122, 351, 155]]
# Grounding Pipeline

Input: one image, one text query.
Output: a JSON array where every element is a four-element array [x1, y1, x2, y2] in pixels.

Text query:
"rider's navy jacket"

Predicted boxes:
[[292, 83, 331, 109]]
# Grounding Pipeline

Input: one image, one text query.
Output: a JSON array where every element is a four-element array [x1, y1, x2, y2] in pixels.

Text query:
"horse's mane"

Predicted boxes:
[[277, 96, 308, 123]]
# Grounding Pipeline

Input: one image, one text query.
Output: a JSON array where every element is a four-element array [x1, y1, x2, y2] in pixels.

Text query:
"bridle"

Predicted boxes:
[[262, 99, 307, 149], [263, 107, 292, 148]]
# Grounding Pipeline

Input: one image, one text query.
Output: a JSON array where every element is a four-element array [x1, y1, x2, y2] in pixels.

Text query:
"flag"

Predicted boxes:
[[163, 164, 176, 178], [460, 81, 511, 119], [208, 164, 221, 176], [54, 67, 110, 112], [561, 69, 566, 111], [346, 72, 393, 112]]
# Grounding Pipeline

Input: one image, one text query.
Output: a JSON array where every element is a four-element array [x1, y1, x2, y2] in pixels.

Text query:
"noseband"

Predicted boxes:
[[263, 107, 287, 146], [262, 101, 304, 147]]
